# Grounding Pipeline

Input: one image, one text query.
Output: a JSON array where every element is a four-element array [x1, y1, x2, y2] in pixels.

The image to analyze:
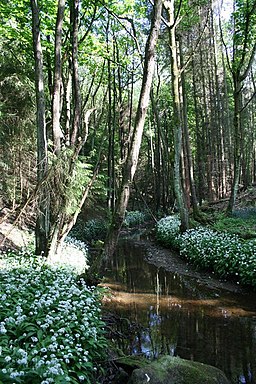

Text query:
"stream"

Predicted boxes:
[[102, 236, 256, 384]]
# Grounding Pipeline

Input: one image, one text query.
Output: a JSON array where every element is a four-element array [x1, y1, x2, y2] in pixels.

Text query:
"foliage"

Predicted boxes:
[[212, 210, 256, 238], [70, 218, 107, 244], [156, 216, 181, 249], [156, 216, 256, 288], [238, 240, 256, 286], [0, 43, 35, 207], [65, 158, 93, 216], [49, 237, 89, 275], [179, 228, 242, 277], [0, 249, 107, 383], [123, 210, 149, 228]]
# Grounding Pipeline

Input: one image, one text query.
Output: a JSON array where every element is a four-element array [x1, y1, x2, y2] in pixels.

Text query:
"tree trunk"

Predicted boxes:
[[179, 36, 200, 218], [225, 1, 256, 213], [166, 0, 189, 231], [226, 76, 242, 214], [102, 0, 163, 262], [70, 0, 81, 147], [52, 0, 65, 154], [30, 0, 50, 255]]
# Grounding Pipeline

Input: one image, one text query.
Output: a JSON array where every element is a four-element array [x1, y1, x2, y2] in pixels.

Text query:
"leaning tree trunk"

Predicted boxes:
[[102, 0, 163, 263], [31, 0, 50, 256]]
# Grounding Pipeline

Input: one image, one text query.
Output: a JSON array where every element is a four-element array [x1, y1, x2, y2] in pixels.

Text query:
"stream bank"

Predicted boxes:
[[101, 235, 256, 384]]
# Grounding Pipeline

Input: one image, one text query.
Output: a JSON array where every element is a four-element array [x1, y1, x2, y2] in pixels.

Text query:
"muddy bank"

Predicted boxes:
[[136, 238, 248, 295]]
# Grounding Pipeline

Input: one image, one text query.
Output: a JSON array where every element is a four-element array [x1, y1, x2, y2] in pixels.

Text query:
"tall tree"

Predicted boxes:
[[164, 0, 190, 231], [223, 0, 256, 213], [30, 0, 50, 255], [30, 0, 101, 257], [52, 0, 65, 154], [103, 0, 163, 261]]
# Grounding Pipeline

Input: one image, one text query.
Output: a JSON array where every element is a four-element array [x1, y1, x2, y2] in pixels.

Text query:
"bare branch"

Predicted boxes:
[[219, 11, 233, 74], [240, 42, 256, 81], [240, 90, 256, 113]]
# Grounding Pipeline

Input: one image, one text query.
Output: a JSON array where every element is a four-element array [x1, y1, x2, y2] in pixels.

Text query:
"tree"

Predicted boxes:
[[30, 0, 50, 255], [103, 0, 163, 261], [30, 0, 102, 257], [222, 0, 256, 213], [163, 0, 189, 231]]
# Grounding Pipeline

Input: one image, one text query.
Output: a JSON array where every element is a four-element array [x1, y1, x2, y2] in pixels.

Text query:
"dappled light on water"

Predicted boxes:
[[103, 238, 256, 384], [102, 286, 256, 318]]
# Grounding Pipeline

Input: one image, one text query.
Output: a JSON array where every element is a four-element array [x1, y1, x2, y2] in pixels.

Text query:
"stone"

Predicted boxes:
[[128, 356, 230, 384]]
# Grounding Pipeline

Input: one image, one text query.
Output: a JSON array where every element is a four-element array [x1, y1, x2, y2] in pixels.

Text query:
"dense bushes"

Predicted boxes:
[[212, 210, 256, 238], [156, 216, 256, 288], [123, 210, 149, 228], [0, 250, 107, 383], [156, 215, 181, 249], [70, 219, 107, 244], [71, 211, 149, 245]]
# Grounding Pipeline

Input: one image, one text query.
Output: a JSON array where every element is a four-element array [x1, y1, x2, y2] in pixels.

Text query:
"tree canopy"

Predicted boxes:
[[0, 0, 255, 256]]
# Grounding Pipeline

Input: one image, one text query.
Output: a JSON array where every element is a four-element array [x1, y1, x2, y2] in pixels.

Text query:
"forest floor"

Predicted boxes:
[[0, 221, 32, 251], [0, 221, 246, 295], [1, 186, 256, 294]]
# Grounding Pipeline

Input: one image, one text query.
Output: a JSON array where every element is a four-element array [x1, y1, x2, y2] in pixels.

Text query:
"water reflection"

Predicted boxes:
[[102, 238, 256, 384]]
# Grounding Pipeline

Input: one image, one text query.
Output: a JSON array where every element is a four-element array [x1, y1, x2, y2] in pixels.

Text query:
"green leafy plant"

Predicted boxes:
[[123, 210, 149, 228], [156, 216, 256, 288], [0, 250, 107, 383], [212, 210, 256, 238], [156, 215, 181, 249], [70, 219, 107, 245], [179, 228, 241, 277]]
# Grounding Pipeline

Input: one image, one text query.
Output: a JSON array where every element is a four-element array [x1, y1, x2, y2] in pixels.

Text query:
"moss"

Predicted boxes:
[[129, 356, 230, 384], [116, 355, 149, 372]]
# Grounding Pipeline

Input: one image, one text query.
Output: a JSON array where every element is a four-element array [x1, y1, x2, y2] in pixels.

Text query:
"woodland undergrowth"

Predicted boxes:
[[156, 214, 256, 288]]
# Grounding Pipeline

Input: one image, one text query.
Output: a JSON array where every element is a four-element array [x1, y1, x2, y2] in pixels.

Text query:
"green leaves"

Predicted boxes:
[[0, 250, 107, 383], [157, 216, 256, 288], [156, 215, 182, 249]]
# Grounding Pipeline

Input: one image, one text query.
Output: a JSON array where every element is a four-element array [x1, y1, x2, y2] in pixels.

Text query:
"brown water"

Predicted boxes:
[[102, 237, 256, 384]]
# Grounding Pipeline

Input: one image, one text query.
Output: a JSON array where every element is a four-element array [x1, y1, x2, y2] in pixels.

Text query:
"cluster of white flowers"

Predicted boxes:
[[46, 237, 89, 274], [156, 215, 181, 248], [123, 210, 148, 227], [156, 217, 256, 287], [0, 253, 106, 383]]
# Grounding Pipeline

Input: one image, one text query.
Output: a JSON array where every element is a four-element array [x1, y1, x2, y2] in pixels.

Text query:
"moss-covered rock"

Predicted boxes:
[[128, 356, 230, 384], [116, 355, 149, 374]]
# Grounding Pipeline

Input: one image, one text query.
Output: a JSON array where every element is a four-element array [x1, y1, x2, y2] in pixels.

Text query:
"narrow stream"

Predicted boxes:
[[102, 237, 256, 384]]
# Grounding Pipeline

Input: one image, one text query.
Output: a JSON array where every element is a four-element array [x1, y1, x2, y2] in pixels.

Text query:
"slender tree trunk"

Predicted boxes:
[[225, 0, 256, 213], [103, 0, 163, 262], [227, 76, 242, 214], [180, 36, 200, 218], [166, 0, 189, 231], [30, 0, 50, 255], [47, 0, 87, 257], [70, 0, 81, 147], [52, 0, 65, 154]]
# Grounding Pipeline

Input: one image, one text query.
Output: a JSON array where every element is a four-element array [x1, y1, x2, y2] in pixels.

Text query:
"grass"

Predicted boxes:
[[211, 210, 256, 239]]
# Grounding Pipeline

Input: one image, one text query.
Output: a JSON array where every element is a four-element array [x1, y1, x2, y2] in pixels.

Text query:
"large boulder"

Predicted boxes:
[[128, 356, 230, 384]]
